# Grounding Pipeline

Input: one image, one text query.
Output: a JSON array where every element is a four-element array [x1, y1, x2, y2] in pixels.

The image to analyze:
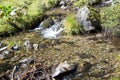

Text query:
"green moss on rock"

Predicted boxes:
[[63, 14, 83, 35], [0, 0, 58, 36]]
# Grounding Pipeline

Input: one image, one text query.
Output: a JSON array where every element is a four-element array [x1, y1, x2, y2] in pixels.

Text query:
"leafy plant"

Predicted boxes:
[[41, 0, 57, 9], [100, 4, 120, 37], [0, 5, 12, 17], [0, 0, 58, 36], [8, 41, 15, 47]]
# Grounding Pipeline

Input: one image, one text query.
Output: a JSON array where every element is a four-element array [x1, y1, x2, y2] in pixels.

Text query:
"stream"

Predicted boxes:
[[0, 1, 120, 79], [0, 25, 120, 80]]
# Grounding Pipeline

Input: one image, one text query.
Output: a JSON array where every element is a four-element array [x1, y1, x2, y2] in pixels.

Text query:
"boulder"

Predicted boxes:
[[52, 61, 77, 78], [76, 6, 101, 32]]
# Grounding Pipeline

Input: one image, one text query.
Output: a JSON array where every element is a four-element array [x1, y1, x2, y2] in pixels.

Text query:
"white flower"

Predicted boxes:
[[10, 11, 16, 16]]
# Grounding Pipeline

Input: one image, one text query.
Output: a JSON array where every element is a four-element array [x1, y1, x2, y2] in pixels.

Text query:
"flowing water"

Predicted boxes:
[[0, 5, 120, 80], [0, 28, 120, 79]]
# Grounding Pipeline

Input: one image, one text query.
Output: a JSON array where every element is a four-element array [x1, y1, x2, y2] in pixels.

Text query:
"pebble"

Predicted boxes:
[[0, 50, 14, 60], [11, 56, 20, 62], [11, 44, 19, 50], [61, 5, 67, 10], [24, 40, 32, 49], [60, 1, 65, 5], [19, 57, 34, 64], [33, 44, 39, 51]]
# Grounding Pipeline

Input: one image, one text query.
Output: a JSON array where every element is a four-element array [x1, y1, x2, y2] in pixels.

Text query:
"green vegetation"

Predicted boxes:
[[42, 0, 58, 9], [110, 77, 120, 80], [63, 14, 83, 35], [88, 7, 101, 31], [0, 0, 57, 36], [100, 4, 120, 37]]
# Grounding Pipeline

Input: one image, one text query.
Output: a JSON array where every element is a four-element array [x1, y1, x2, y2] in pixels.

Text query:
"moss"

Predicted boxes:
[[63, 14, 83, 35], [0, 24, 15, 33], [88, 7, 102, 31], [0, 0, 58, 36], [41, 17, 54, 28], [110, 77, 120, 80], [41, 0, 58, 9]]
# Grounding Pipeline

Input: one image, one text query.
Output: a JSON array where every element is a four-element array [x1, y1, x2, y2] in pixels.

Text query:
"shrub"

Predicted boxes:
[[0, 0, 58, 36], [41, 0, 57, 9], [100, 4, 120, 37], [63, 14, 83, 35]]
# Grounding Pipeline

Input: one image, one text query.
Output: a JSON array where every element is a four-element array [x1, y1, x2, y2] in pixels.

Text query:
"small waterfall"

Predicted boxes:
[[41, 21, 64, 39], [34, 20, 64, 39], [34, 22, 44, 30]]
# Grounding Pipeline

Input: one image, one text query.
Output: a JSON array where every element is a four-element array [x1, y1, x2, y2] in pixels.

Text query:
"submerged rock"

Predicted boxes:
[[33, 44, 39, 51], [0, 62, 10, 71], [39, 44, 47, 49], [11, 56, 20, 62], [52, 61, 77, 78], [0, 41, 2, 48], [39, 18, 54, 29], [19, 57, 34, 64], [24, 40, 32, 50], [11, 44, 19, 50], [0, 50, 14, 60], [61, 5, 67, 10]]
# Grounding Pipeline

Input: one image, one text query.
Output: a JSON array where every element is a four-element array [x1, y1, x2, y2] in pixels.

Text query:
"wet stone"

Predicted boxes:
[[60, 1, 65, 5], [11, 56, 20, 62], [79, 53, 95, 59], [0, 50, 14, 60], [19, 57, 34, 64], [39, 44, 47, 49], [52, 61, 77, 80], [11, 44, 19, 51], [0, 41, 2, 48], [0, 63, 10, 71], [33, 44, 39, 51], [24, 40, 32, 50]]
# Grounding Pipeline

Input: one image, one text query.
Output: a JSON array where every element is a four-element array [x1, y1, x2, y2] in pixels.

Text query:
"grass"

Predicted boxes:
[[100, 4, 120, 37], [0, 0, 58, 36], [63, 14, 83, 35]]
